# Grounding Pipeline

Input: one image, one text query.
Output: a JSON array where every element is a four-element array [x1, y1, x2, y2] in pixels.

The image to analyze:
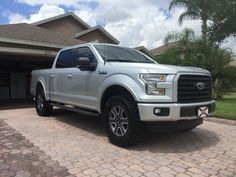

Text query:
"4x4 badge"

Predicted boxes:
[[99, 71, 107, 75]]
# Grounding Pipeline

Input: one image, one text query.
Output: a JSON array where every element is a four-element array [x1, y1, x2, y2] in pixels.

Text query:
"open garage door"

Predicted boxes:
[[10, 73, 26, 99]]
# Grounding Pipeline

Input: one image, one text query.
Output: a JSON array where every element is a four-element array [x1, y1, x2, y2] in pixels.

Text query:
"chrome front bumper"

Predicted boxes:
[[138, 100, 215, 122]]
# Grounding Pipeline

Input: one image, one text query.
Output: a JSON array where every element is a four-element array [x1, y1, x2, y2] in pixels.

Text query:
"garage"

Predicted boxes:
[[0, 23, 83, 103], [0, 54, 54, 101], [0, 12, 119, 105]]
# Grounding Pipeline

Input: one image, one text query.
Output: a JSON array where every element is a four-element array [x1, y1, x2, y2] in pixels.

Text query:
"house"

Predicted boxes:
[[0, 12, 119, 101], [230, 58, 236, 67], [150, 42, 179, 58], [134, 46, 155, 59], [151, 42, 236, 68]]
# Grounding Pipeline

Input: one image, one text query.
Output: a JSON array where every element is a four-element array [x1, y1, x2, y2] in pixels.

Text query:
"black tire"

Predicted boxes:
[[35, 84, 53, 116], [103, 95, 144, 147]]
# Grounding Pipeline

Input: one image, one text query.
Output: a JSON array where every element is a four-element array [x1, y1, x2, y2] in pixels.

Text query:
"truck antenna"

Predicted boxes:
[[103, 18, 106, 65]]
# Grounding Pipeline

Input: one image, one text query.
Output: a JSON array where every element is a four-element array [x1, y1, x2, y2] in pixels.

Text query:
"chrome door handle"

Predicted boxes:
[[50, 74, 55, 79], [66, 74, 73, 79]]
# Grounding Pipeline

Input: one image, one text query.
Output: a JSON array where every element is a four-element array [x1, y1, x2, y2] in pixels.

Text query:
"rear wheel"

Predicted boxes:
[[35, 84, 53, 116], [103, 95, 144, 147]]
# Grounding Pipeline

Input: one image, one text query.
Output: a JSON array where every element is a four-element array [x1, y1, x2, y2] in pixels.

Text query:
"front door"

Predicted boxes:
[[64, 67, 99, 110], [10, 73, 26, 99]]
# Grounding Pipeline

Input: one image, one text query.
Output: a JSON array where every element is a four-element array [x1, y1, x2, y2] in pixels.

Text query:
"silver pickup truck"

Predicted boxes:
[[31, 43, 215, 147]]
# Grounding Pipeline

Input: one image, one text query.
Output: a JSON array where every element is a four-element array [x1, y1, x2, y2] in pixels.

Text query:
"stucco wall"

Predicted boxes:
[[77, 30, 115, 44], [38, 17, 88, 37], [230, 60, 236, 67]]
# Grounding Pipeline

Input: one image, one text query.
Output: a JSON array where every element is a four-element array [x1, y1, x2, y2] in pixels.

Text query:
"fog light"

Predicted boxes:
[[153, 108, 170, 116], [154, 108, 161, 114]]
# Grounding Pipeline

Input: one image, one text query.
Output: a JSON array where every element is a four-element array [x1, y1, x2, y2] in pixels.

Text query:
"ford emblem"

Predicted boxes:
[[195, 82, 206, 90]]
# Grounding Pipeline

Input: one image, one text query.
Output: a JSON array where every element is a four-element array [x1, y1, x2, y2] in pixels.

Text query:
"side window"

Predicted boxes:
[[56, 49, 78, 68], [56, 47, 96, 68]]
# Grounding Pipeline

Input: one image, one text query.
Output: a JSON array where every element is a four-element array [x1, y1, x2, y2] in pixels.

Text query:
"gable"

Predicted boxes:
[[76, 30, 115, 44], [134, 46, 155, 59], [34, 16, 90, 37], [74, 26, 119, 44]]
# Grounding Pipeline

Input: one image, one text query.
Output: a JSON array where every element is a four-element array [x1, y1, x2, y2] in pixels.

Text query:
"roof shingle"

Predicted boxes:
[[0, 23, 84, 47]]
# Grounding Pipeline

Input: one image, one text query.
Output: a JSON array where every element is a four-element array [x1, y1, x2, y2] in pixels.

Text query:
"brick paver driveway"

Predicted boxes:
[[0, 108, 236, 177]]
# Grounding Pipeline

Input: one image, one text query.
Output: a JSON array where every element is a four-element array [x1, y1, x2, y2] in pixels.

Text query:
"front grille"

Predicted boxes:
[[178, 75, 212, 103]]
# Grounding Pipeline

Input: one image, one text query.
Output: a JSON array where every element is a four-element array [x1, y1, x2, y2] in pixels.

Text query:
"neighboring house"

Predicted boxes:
[[0, 12, 119, 101], [230, 58, 236, 67], [150, 42, 179, 58], [151, 42, 236, 68], [134, 46, 155, 59]]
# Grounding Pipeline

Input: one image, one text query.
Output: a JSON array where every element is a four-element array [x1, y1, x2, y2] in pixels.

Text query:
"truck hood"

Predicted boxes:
[[108, 62, 209, 74]]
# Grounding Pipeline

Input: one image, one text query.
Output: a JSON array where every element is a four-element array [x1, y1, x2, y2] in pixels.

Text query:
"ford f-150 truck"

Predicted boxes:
[[31, 43, 215, 147]]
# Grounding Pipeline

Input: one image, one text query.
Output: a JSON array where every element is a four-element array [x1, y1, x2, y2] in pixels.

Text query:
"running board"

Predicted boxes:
[[49, 103, 100, 117]]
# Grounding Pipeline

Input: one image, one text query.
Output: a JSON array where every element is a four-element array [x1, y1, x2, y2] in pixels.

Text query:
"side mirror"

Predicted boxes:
[[77, 57, 96, 71]]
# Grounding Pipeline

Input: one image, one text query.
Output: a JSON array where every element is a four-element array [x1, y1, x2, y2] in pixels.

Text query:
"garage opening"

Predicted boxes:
[[0, 54, 54, 109]]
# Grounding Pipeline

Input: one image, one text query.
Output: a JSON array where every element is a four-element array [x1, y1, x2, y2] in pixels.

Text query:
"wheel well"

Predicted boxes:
[[36, 82, 43, 91], [101, 85, 136, 112]]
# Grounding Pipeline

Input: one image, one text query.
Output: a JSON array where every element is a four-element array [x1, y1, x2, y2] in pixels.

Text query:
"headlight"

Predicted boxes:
[[140, 74, 167, 95]]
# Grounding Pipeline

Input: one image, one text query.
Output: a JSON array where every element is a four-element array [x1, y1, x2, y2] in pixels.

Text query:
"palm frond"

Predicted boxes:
[[183, 28, 195, 40], [164, 31, 181, 44], [178, 11, 200, 25], [169, 0, 188, 11]]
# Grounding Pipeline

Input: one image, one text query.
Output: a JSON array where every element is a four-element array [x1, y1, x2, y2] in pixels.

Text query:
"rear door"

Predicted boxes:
[[49, 49, 78, 103]]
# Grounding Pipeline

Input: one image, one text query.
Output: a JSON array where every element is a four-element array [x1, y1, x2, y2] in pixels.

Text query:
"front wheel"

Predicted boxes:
[[35, 85, 53, 116], [103, 95, 144, 147]]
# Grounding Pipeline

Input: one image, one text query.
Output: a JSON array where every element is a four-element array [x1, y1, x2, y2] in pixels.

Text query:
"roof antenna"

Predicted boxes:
[[103, 18, 106, 65]]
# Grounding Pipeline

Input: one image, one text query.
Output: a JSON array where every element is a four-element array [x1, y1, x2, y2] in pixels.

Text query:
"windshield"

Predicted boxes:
[[94, 45, 155, 63]]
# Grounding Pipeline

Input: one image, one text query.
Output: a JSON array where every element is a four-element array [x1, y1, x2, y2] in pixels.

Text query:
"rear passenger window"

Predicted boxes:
[[56, 47, 96, 68]]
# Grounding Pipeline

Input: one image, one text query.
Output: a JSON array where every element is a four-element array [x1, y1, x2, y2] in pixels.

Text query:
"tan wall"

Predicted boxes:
[[230, 60, 236, 67], [38, 17, 88, 37], [77, 30, 115, 44]]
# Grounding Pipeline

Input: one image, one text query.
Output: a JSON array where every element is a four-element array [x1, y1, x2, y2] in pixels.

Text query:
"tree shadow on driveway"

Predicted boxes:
[[129, 128, 220, 153], [52, 109, 220, 153]]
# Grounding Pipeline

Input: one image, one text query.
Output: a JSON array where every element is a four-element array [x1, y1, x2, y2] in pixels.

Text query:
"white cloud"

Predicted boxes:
[[9, 4, 65, 24], [221, 37, 236, 55], [73, 0, 202, 49], [9, 13, 28, 24], [15, 0, 81, 7]]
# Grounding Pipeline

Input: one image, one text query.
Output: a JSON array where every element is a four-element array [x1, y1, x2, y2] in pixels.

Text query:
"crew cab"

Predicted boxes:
[[31, 43, 215, 147]]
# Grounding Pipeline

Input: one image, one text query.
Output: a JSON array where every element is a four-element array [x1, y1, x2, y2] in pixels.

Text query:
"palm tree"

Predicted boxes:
[[157, 28, 196, 65], [164, 28, 195, 55], [164, 28, 195, 44], [169, 0, 212, 44]]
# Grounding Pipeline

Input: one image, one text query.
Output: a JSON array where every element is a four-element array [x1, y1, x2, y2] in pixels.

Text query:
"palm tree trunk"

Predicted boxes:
[[201, 17, 208, 45]]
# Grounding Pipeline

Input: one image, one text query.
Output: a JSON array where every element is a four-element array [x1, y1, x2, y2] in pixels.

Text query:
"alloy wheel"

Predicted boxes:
[[109, 106, 128, 136]]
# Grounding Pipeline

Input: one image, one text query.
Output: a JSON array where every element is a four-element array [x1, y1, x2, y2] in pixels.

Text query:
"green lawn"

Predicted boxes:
[[213, 92, 236, 120]]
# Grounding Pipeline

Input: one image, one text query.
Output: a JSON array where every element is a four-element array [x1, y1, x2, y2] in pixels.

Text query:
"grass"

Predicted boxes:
[[213, 92, 236, 120]]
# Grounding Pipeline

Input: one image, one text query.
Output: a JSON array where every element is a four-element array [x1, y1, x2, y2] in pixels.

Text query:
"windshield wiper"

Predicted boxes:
[[106, 59, 136, 62]]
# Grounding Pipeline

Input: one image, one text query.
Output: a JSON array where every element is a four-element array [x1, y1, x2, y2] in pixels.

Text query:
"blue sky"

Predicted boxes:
[[0, 0, 98, 24], [0, 0, 36, 24], [0, 0, 235, 53]]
